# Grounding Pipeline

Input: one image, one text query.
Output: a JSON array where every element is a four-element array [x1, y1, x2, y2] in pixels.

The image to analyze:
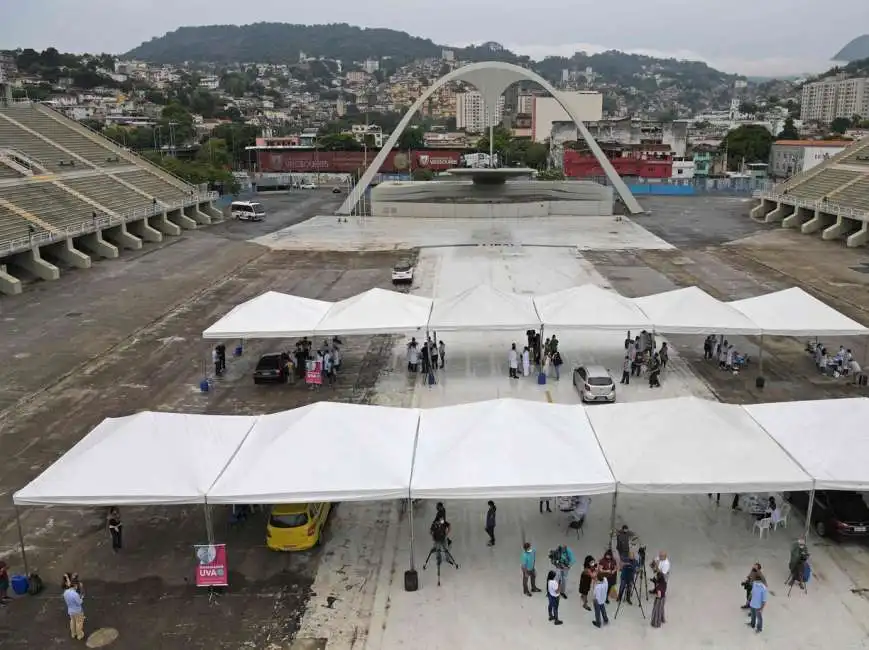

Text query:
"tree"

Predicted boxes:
[[317, 133, 362, 151], [412, 168, 434, 181], [523, 142, 549, 169], [197, 138, 232, 168], [475, 126, 513, 160], [537, 169, 565, 180], [720, 125, 774, 170], [777, 116, 799, 140], [830, 117, 851, 134], [398, 127, 425, 150], [738, 101, 759, 116]]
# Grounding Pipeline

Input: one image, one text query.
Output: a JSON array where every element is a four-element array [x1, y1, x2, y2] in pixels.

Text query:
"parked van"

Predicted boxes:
[[230, 201, 266, 221]]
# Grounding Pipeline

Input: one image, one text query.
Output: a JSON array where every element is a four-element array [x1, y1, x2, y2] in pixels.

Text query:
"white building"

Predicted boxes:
[[200, 75, 220, 90], [517, 94, 534, 115], [350, 124, 384, 148], [442, 49, 455, 62], [531, 91, 603, 143], [363, 59, 380, 74], [801, 77, 869, 124], [456, 91, 505, 133]]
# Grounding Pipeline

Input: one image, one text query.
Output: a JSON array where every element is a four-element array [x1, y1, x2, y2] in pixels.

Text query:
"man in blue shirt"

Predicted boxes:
[[552, 545, 575, 597], [63, 583, 85, 640], [521, 542, 541, 596], [748, 576, 768, 633]]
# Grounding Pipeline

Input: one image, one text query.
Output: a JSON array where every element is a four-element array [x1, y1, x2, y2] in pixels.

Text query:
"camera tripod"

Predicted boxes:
[[614, 565, 647, 620], [423, 541, 459, 586], [786, 563, 808, 597]]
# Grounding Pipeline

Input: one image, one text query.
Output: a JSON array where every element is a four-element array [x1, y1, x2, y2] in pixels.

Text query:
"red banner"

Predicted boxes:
[[256, 150, 463, 174], [305, 359, 323, 385], [194, 544, 228, 587]]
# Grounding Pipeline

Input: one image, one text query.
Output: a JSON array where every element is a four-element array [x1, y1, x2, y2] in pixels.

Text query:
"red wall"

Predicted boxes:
[[563, 151, 672, 179], [256, 150, 464, 173]]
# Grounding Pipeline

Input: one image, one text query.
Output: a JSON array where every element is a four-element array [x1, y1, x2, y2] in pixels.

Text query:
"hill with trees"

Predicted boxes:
[[834, 35, 869, 62]]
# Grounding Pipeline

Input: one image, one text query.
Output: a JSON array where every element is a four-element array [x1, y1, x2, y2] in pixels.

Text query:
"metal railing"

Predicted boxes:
[[753, 190, 869, 221], [0, 191, 217, 258]]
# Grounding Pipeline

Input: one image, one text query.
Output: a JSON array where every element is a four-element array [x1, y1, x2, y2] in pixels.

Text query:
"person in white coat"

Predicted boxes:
[[522, 346, 531, 377], [508, 343, 519, 379]]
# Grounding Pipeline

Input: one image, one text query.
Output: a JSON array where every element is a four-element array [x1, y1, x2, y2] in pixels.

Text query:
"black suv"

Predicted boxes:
[[787, 490, 869, 539], [253, 353, 291, 384]]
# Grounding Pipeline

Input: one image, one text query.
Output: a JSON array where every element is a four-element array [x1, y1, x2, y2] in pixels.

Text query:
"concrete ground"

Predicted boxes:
[[2, 193, 869, 649]]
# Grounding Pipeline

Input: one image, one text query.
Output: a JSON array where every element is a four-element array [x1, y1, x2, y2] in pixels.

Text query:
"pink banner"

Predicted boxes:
[[305, 360, 323, 385], [194, 544, 228, 587]]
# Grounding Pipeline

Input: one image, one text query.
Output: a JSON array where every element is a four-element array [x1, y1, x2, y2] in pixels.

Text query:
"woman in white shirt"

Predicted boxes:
[[546, 570, 563, 626]]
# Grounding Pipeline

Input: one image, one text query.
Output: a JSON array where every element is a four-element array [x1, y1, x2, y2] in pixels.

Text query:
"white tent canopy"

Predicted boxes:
[[202, 291, 333, 339], [428, 285, 541, 332], [585, 396, 812, 494], [411, 399, 615, 498], [745, 398, 869, 490], [207, 402, 420, 504], [314, 288, 433, 336], [535, 284, 653, 331], [632, 286, 761, 335], [13, 413, 258, 506], [728, 287, 869, 336]]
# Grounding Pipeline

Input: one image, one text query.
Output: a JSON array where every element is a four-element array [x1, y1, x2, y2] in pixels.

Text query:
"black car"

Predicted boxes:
[[253, 353, 291, 384], [786, 490, 869, 539], [332, 186, 342, 193]]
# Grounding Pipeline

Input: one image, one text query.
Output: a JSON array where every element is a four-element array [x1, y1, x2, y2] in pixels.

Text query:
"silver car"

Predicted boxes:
[[573, 364, 616, 403]]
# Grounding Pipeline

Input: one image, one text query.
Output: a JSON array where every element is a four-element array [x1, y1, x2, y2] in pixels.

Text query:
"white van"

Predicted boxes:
[[230, 201, 266, 221]]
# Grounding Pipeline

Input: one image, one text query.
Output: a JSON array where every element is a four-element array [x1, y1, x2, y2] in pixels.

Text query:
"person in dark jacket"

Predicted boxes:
[[742, 563, 766, 608], [485, 501, 497, 546]]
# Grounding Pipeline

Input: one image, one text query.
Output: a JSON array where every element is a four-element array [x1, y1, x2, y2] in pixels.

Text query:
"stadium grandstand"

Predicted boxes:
[[0, 100, 221, 295], [751, 134, 869, 248]]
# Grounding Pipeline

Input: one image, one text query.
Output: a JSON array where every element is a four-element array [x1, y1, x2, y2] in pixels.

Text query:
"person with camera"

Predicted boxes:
[[787, 538, 809, 590], [427, 514, 458, 569], [741, 563, 766, 609], [617, 551, 638, 605], [549, 544, 575, 598]]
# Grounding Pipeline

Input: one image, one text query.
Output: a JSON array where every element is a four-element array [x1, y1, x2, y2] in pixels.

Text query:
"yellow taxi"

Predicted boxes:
[[266, 503, 331, 551]]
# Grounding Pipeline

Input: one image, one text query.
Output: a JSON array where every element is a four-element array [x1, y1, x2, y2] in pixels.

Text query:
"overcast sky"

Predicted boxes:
[[1, 0, 865, 77]]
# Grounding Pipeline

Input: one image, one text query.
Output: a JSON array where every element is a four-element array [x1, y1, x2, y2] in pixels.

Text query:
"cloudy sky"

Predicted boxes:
[[1, 0, 865, 77]]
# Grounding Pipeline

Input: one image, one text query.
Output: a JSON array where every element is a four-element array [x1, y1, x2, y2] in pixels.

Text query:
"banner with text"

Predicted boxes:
[[194, 543, 228, 587]]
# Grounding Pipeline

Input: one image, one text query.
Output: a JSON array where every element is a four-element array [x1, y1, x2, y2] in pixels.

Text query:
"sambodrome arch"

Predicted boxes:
[[336, 61, 643, 216]]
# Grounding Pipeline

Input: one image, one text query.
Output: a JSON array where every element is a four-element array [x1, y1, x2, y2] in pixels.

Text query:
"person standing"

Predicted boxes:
[[659, 342, 669, 370], [63, 580, 85, 641], [592, 573, 610, 628], [617, 553, 637, 604], [620, 355, 630, 385], [579, 559, 595, 611], [539, 497, 552, 513], [212, 346, 222, 377], [108, 507, 122, 552], [650, 570, 667, 628], [521, 542, 541, 596], [508, 344, 519, 379], [0, 561, 9, 604], [438, 340, 445, 369], [742, 563, 766, 609], [748, 574, 768, 634], [598, 549, 618, 604], [546, 570, 563, 625], [553, 544, 575, 597], [522, 346, 531, 377], [485, 501, 496, 546], [430, 338, 439, 370], [217, 344, 227, 374]]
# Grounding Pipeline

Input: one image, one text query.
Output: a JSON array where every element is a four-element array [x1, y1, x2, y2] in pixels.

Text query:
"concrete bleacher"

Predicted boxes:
[[0, 104, 126, 168], [0, 115, 70, 172], [63, 175, 153, 216], [830, 176, 869, 210], [838, 143, 869, 167], [120, 169, 192, 203], [0, 182, 98, 232], [786, 168, 862, 201], [0, 201, 43, 244], [0, 164, 22, 178]]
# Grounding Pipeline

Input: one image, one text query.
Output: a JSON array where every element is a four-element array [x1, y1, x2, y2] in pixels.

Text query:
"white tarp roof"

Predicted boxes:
[[411, 399, 615, 498], [585, 396, 812, 494], [535, 284, 653, 331], [428, 285, 541, 332], [314, 288, 433, 336], [728, 287, 869, 336], [745, 398, 869, 490], [207, 402, 419, 504], [203, 291, 333, 339], [13, 412, 257, 506], [632, 286, 761, 335]]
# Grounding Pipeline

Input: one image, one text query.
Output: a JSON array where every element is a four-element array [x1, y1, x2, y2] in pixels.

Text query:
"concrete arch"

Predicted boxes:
[[337, 60, 643, 215]]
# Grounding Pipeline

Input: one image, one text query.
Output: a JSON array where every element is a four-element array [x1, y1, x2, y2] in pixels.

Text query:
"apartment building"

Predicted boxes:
[[801, 77, 869, 124], [456, 91, 505, 133]]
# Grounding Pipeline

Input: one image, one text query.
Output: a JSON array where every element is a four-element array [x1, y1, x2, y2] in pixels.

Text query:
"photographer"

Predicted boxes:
[[787, 538, 809, 590], [549, 544, 575, 598], [741, 563, 766, 609], [430, 515, 451, 548], [614, 525, 633, 562]]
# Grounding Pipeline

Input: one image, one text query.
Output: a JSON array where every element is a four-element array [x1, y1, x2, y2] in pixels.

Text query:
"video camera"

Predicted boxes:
[[549, 546, 569, 569]]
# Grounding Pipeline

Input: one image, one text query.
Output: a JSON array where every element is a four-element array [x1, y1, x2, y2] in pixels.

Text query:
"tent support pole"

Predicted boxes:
[[203, 503, 215, 545], [803, 487, 816, 543], [15, 506, 29, 575], [757, 333, 765, 378], [408, 496, 416, 571], [609, 490, 618, 549]]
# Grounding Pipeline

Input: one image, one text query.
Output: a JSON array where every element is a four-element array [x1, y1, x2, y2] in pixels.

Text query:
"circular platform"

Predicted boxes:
[[446, 168, 535, 184]]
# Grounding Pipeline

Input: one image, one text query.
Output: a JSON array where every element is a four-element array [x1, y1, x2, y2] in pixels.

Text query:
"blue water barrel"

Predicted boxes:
[[234, 345, 243, 357], [199, 378, 210, 393], [11, 574, 29, 595]]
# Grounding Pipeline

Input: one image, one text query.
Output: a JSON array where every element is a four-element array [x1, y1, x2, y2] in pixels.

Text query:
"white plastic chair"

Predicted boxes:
[[775, 504, 791, 530], [753, 517, 772, 539]]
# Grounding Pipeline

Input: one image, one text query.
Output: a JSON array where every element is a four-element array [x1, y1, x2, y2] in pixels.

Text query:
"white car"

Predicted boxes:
[[391, 261, 414, 285], [299, 183, 318, 189], [573, 364, 616, 403]]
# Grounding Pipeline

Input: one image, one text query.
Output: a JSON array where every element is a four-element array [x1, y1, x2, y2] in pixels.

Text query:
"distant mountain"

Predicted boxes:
[[125, 23, 443, 65], [834, 35, 869, 62]]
